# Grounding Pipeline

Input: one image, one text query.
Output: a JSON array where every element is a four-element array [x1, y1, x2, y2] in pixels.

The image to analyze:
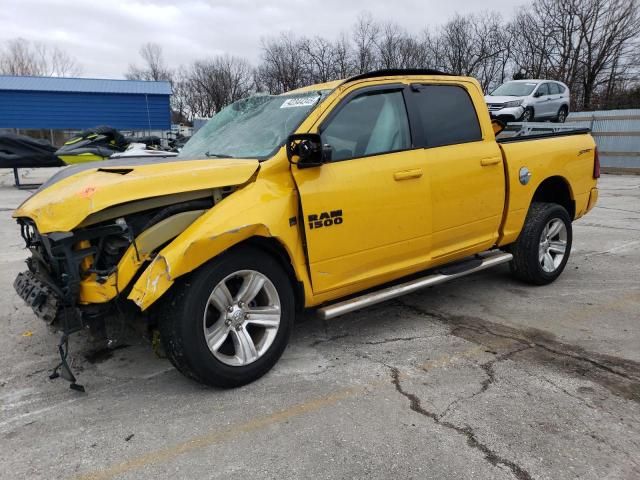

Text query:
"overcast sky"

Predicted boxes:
[[1, 0, 527, 79]]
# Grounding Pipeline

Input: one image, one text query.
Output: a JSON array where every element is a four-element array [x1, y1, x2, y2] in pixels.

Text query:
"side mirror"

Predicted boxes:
[[533, 91, 542, 98], [286, 134, 331, 168]]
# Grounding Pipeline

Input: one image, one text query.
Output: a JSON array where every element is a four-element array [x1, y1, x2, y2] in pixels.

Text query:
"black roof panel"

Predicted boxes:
[[343, 68, 451, 84]]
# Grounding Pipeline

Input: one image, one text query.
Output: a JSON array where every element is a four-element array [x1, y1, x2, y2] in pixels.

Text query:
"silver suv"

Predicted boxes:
[[485, 80, 570, 123]]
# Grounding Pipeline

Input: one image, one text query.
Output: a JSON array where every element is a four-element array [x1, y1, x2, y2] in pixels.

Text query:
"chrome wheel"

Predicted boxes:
[[203, 270, 281, 367], [539, 218, 567, 273]]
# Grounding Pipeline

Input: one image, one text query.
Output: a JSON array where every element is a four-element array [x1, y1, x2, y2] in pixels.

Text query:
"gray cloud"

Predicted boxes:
[[0, 0, 526, 78]]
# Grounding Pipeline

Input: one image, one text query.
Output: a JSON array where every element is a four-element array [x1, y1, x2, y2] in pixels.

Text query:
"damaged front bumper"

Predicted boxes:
[[13, 218, 134, 391], [14, 218, 130, 331]]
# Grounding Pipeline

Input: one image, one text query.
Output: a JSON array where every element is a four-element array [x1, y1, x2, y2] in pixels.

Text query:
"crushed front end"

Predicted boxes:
[[13, 193, 222, 390], [10, 157, 260, 390], [15, 218, 131, 331], [14, 217, 141, 390]]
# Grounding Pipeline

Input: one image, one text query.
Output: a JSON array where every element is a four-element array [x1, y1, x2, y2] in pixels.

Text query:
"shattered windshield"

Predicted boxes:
[[178, 90, 330, 160], [490, 82, 538, 97]]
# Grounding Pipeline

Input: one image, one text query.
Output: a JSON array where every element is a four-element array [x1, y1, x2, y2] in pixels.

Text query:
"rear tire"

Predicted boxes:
[[157, 247, 295, 388], [510, 202, 572, 285], [554, 106, 568, 123]]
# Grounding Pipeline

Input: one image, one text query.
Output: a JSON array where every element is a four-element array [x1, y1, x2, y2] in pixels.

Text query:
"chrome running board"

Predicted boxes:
[[317, 250, 513, 320]]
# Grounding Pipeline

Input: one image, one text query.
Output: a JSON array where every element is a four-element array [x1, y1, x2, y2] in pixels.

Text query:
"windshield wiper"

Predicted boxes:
[[205, 151, 234, 158]]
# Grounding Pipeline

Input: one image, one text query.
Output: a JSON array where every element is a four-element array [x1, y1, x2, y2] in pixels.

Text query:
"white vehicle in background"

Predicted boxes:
[[485, 79, 570, 123]]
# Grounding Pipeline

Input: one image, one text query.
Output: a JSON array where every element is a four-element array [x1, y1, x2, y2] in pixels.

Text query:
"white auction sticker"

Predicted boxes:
[[280, 96, 319, 108]]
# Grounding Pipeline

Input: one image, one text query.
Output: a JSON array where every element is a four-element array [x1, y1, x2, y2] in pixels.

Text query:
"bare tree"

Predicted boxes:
[[437, 13, 506, 91], [179, 55, 253, 119], [126, 42, 173, 82], [0, 38, 81, 76], [301, 36, 337, 83], [375, 23, 406, 69], [170, 5, 640, 115], [332, 33, 355, 78], [352, 12, 380, 73], [574, 0, 640, 109], [508, 0, 640, 109], [256, 33, 309, 93]]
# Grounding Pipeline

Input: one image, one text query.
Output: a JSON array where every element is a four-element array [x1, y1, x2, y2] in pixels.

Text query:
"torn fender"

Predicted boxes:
[[128, 224, 271, 310]]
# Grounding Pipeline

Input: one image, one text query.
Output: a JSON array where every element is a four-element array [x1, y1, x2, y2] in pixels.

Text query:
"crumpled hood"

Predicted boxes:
[[14, 156, 260, 233]]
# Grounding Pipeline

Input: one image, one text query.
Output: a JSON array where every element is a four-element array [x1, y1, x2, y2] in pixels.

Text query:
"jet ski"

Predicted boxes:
[[54, 126, 129, 165], [0, 133, 64, 169]]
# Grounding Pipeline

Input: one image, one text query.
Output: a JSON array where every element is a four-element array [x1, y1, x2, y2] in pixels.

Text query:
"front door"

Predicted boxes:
[[533, 82, 553, 118], [291, 86, 432, 294]]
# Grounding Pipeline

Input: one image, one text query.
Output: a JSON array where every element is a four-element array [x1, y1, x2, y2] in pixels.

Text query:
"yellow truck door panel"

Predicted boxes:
[[293, 150, 431, 293], [292, 86, 431, 293], [427, 141, 505, 258]]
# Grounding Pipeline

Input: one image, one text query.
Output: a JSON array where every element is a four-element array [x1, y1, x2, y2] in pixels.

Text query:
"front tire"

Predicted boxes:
[[158, 247, 295, 388], [521, 107, 534, 122], [510, 202, 572, 285]]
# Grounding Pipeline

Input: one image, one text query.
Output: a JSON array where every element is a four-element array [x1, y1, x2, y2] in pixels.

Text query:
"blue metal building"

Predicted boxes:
[[0, 75, 171, 130]]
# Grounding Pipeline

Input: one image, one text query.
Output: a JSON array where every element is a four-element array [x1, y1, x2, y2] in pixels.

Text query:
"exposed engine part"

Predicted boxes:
[[14, 193, 227, 390]]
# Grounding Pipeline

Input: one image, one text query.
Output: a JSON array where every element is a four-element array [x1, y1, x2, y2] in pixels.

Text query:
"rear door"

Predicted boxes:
[[548, 82, 562, 116], [291, 85, 432, 293], [407, 83, 505, 260]]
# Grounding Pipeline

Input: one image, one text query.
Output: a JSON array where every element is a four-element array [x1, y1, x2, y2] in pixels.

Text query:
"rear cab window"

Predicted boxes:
[[408, 84, 483, 148]]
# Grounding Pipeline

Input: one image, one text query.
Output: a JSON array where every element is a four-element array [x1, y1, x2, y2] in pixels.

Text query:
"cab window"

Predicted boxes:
[[321, 89, 411, 162], [411, 85, 482, 148], [549, 83, 560, 95]]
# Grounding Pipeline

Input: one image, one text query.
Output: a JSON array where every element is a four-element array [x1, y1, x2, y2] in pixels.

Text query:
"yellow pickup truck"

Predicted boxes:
[[13, 69, 599, 389]]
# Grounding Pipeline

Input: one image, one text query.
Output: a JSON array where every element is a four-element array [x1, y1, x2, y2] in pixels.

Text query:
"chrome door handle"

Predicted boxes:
[[394, 169, 423, 180], [480, 157, 501, 166]]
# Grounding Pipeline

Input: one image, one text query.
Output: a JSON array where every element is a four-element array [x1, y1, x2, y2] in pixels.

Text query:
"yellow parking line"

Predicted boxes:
[[75, 385, 364, 480], [76, 343, 496, 479]]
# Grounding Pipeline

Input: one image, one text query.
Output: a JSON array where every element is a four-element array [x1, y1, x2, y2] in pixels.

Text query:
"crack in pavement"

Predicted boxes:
[[389, 366, 534, 480], [362, 335, 434, 345], [579, 222, 640, 232], [309, 333, 350, 347], [310, 333, 439, 347], [398, 301, 640, 385], [438, 344, 532, 421], [530, 371, 597, 411], [594, 205, 640, 215]]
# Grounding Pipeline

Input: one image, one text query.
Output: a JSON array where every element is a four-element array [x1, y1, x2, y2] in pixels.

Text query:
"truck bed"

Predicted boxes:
[[496, 128, 597, 247], [496, 123, 590, 143]]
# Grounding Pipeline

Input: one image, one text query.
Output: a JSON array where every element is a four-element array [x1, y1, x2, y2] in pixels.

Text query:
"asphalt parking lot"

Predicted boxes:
[[0, 170, 638, 480]]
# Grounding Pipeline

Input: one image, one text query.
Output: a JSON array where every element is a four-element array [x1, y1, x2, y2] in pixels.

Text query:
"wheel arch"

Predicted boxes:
[[524, 105, 535, 116], [128, 223, 307, 312], [531, 175, 575, 219], [237, 236, 305, 312]]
